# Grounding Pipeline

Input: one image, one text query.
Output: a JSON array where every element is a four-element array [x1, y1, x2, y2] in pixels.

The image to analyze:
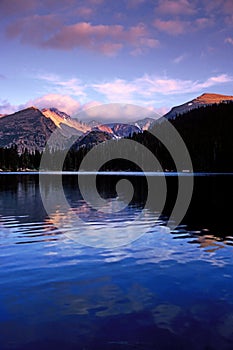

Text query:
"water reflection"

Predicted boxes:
[[0, 174, 233, 350], [0, 174, 233, 247], [0, 174, 233, 268]]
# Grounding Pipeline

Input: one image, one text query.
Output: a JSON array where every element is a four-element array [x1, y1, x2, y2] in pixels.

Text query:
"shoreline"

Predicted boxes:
[[0, 171, 233, 176]]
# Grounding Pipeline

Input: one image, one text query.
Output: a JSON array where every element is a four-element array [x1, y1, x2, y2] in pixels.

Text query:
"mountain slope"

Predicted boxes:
[[163, 93, 233, 120], [147, 100, 233, 172], [134, 117, 156, 130], [0, 107, 57, 153], [0, 107, 87, 153], [95, 123, 141, 137], [41, 107, 91, 134], [0, 106, 141, 153], [73, 130, 114, 149]]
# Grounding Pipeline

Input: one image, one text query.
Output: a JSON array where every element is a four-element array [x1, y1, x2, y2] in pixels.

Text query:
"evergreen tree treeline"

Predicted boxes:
[[0, 101, 233, 172], [0, 146, 41, 171]]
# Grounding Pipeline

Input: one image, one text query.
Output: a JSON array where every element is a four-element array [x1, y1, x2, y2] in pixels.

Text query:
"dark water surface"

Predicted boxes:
[[0, 174, 233, 350]]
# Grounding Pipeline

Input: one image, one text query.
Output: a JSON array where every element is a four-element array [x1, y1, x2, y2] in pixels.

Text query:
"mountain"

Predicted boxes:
[[2, 97, 233, 172], [41, 109, 141, 139], [71, 122, 141, 152], [147, 100, 233, 172], [43, 107, 71, 120], [0, 106, 141, 154], [72, 101, 233, 173], [41, 107, 91, 134], [87, 120, 101, 128], [87, 119, 156, 132], [95, 123, 141, 137], [134, 117, 156, 130], [73, 130, 114, 149], [109, 123, 141, 137], [94, 124, 114, 134], [1, 93, 233, 161], [163, 93, 233, 120], [0, 107, 57, 153], [0, 107, 89, 153]]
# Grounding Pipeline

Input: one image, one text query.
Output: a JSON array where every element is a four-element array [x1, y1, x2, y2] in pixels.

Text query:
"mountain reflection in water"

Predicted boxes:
[[0, 173, 233, 350]]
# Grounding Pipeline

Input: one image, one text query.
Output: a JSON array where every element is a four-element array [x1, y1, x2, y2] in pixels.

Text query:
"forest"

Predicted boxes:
[[1, 101, 233, 172]]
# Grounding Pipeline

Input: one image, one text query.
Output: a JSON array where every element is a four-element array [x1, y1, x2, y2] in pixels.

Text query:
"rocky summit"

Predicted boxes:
[[163, 93, 233, 120]]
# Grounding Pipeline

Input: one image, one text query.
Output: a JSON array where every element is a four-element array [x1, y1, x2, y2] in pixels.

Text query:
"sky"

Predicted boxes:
[[0, 0, 233, 121]]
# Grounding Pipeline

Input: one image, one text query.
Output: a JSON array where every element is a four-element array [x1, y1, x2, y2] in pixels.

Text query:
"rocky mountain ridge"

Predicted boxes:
[[1, 93, 233, 154], [163, 93, 233, 120], [0, 106, 146, 153]]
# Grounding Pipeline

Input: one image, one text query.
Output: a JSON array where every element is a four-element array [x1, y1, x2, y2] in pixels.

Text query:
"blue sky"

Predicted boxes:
[[0, 0, 233, 119]]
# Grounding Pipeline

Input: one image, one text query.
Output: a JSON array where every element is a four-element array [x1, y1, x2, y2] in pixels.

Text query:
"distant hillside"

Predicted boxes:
[[1, 96, 233, 172], [0, 107, 56, 153], [135, 117, 156, 130], [148, 100, 233, 172], [164, 93, 233, 120], [73, 130, 114, 150], [95, 123, 141, 137], [0, 107, 91, 153], [0, 106, 144, 154], [86, 118, 156, 132]]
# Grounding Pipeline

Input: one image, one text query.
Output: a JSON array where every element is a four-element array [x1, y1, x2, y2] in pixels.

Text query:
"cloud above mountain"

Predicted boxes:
[[75, 103, 159, 123], [25, 94, 81, 115], [37, 72, 233, 104], [1, 72, 232, 117]]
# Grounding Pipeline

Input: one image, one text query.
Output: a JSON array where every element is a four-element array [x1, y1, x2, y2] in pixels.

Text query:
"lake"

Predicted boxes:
[[0, 173, 233, 350]]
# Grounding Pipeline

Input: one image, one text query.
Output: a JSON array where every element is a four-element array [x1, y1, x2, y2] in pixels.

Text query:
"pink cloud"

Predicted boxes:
[[1, 0, 105, 21], [81, 101, 103, 111], [130, 37, 159, 56], [195, 17, 213, 30], [225, 37, 233, 45], [155, 0, 196, 15], [77, 103, 155, 123], [98, 43, 123, 56], [7, 14, 60, 45], [141, 38, 159, 48], [222, 0, 233, 12], [154, 19, 188, 35], [43, 22, 130, 50], [0, 0, 37, 17], [200, 74, 232, 87], [91, 74, 233, 103], [7, 17, 158, 55], [154, 17, 213, 35], [0, 99, 18, 115], [204, 0, 222, 12], [76, 7, 94, 18], [204, 0, 233, 22], [37, 74, 87, 99], [93, 79, 138, 102], [26, 94, 81, 115], [42, 22, 118, 51]]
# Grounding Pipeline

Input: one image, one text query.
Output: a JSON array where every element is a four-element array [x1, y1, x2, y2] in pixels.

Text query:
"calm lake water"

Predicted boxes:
[[0, 174, 233, 350]]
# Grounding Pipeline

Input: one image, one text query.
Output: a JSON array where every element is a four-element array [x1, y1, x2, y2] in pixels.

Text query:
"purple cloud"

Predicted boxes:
[[7, 18, 159, 55]]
